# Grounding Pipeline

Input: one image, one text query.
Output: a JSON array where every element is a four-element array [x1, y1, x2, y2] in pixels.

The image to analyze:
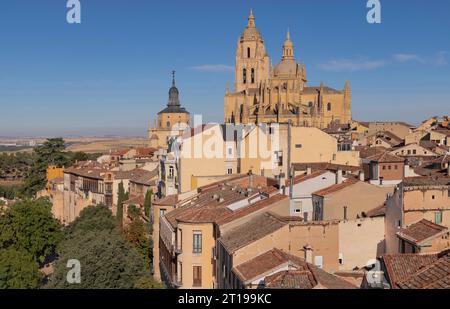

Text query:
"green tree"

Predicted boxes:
[[23, 138, 68, 197], [0, 248, 42, 289], [0, 198, 63, 263], [124, 218, 152, 268], [134, 275, 165, 289], [143, 189, 153, 219], [46, 205, 150, 289], [116, 181, 127, 227]]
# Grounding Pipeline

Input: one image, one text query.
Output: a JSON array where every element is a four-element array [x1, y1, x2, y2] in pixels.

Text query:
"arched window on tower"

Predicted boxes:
[[243, 68, 247, 84], [327, 102, 332, 111], [166, 121, 171, 128], [251, 68, 255, 84], [247, 47, 251, 58], [308, 102, 313, 108]]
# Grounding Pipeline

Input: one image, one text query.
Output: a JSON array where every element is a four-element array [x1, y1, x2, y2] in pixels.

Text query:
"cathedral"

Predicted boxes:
[[224, 11, 352, 128]]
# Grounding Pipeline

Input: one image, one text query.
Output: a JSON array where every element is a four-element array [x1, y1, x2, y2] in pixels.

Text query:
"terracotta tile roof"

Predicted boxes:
[[124, 195, 145, 206], [285, 170, 328, 186], [220, 213, 287, 253], [265, 270, 316, 289], [403, 176, 450, 188], [154, 194, 178, 206], [164, 179, 284, 228], [292, 163, 361, 173], [135, 147, 158, 157], [237, 249, 358, 289], [110, 149, 129, 156], [216, 194, 288, 225], [312, 178, 358, 197], [367, 152, 405, 163], [64, 161, 108, 180], [129, 168, 158, 186], [233, 248, 303, 283], [396, 253, 450, 289], [113, 168, 150, 180], [382, 253, 439, 288], [356, 146, 387, 159], [365, 204, 386, 218], [397, 219, 448, 245]]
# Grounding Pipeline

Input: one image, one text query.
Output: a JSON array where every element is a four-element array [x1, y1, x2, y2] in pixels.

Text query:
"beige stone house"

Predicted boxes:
[[385, 176, 450, 253], [312, 179, 393, 221]]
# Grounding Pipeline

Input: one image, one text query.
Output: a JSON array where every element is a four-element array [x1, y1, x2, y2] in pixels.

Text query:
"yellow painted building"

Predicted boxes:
[[224, 11, 351, 128]]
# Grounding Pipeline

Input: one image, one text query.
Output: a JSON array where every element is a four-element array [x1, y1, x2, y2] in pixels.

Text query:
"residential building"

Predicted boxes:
[[312, 179, 393, 221], [363, 152, 405, 186], [158, 175, 287, 289], [390, 143, 439, 158], [385, 177, 450, 253]]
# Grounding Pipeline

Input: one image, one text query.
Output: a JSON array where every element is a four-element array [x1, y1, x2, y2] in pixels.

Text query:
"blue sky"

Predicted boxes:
[[0, 0, 449, 137]]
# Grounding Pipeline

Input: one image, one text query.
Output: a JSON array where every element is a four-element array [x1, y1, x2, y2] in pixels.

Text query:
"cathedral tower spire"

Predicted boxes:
[[248, 9, 255, 28], [282, 29, 294, 60]]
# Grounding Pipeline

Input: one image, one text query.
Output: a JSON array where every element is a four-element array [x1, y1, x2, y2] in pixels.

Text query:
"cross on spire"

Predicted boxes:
[[172, 70, 176, 86]]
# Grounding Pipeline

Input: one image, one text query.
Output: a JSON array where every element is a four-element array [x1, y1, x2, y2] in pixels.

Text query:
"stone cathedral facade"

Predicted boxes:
[[224, 11, 352, 128]]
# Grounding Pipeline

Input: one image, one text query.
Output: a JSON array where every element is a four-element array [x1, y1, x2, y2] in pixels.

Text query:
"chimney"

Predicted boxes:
[[304, 245, 313, 264], [248, 170, 253, 194], [336, 169, 343, 184], [306, 166, 312, 175], [359, 170, 365, 182]]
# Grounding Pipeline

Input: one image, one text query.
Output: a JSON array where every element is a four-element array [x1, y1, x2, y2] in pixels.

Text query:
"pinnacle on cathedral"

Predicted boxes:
[[282, 29, 294, 60], [241, 10, 262, 41]]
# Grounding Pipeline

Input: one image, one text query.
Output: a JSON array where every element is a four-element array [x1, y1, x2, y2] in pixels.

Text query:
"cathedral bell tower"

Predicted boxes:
[[234, 10, 270, 93]]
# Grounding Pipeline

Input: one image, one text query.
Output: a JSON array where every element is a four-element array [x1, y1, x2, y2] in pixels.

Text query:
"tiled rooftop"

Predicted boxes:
[[397, 219, 448, 245], [382, 253, 439, 288], [164, 176, 284, 228], [219, 212, 287, 253], [382, 251, 450, 289], [235, 249, 357, 289], [397, 253, 450, 289], [367, 152, 405, 163], [292, 163, 361, 173], [403, 176, 450, 187], [233, 248, 302, 283], [312, 178, 358, 197]]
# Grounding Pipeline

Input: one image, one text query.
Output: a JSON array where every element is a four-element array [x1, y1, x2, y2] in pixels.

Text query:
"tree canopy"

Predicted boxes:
[[23, 138, 68, 197], [46, 205, 155, 289], [0, 198, 63, 263], [0, 248, 42, 289]]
